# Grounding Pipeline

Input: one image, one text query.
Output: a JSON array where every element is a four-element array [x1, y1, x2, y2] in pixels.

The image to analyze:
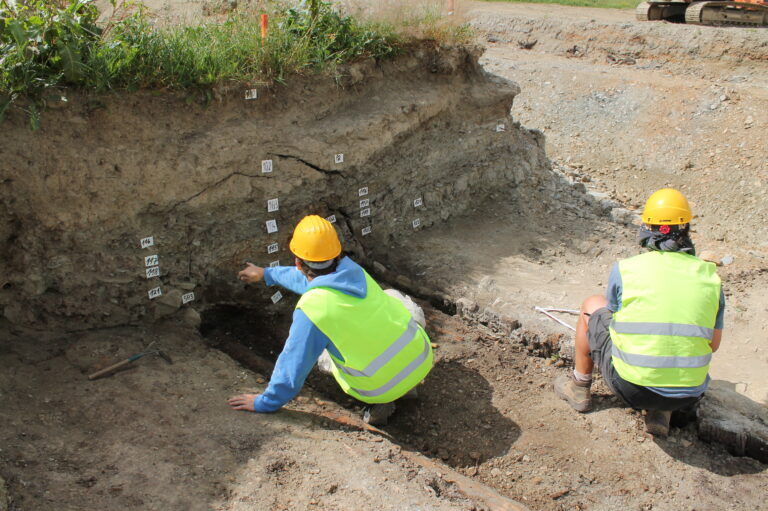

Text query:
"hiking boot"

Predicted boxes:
[[554, 373, 592, 412], [363, 402, 396, 426], [645, 409, 672, 437]]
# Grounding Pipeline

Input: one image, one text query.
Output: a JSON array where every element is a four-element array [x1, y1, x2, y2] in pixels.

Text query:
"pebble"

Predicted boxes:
[[720, 255, 734, 266], [491, 468, 502, 477]]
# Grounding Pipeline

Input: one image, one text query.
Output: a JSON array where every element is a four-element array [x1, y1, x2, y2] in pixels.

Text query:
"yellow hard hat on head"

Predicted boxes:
[[642, 188, 692, 225], [289, 215, 342, 262]]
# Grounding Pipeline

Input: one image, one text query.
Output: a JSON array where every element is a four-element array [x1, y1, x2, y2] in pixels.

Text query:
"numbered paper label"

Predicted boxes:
[[181, 292, 195, 304], [412, 218, 421, 229], [245, 89, 258, 100], [267, 242, 279, 254], [145, 266, 160, 279], [334, 153, 344, 164], [359, 198, 370, 208], [144, 254, 159, 267], [358, 187, 368, 197], [267, 198, 279, 212], [413, 197, 423, 208], [362, 226, 372, 236], [261, 160, 273, 173], [496, 123, 506, 132], [360, 208, 371, 218], [140, 236, 154, 249], [266, 219, 278, 234], [148, 287, 162, 300], [271, 291, 283, 304], [269, 260, 280, 268], [326, 215, 336, 224]]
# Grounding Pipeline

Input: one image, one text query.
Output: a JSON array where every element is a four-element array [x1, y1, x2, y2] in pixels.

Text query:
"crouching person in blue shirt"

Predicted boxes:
[[228, 215, 433, 425], [554, 189, 725, 437]]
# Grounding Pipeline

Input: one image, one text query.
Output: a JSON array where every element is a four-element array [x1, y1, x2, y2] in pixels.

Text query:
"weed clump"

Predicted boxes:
[[2, 0, 465, 128]]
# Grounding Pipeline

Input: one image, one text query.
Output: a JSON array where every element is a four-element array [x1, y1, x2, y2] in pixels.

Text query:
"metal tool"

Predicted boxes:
[[88, 341, 173, 380], [534, 306, 578, 332]]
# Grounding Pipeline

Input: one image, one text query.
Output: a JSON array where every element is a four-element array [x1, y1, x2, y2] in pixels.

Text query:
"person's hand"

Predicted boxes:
[[228, 393, 259, 412], [238, 262, 265, 284]]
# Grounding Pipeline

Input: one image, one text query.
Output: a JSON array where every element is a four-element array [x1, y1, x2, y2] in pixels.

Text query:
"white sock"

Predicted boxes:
[[573, 369, 592, 383]]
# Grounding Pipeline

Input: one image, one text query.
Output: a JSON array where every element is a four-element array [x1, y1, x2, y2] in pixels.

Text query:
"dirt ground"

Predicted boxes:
[[2, 2, 768, 511]]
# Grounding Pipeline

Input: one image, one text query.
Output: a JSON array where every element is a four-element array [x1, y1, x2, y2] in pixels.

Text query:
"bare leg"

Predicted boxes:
[[575, 295, 608, 375]]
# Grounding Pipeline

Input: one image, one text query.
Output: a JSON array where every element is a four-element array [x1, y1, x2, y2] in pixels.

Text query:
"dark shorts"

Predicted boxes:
[[587, 308, 701, 412]]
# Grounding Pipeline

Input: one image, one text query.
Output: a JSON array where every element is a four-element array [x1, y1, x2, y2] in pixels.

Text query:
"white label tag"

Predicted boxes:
[[326, 215, 336, 224], [267, 242, 279, 254], [266, 219, 278, 234], [271, 291, 283, 304], [269, 260, 280, 268], [245, 89, 258, 100], [358, 187, 368, 197], [412, 218, 421, 229], [146, 266, 160, 279], [267, 198, 279, 212], [144, 254, 159, 267], [182, 292, 195, 304], [496, 123, 506, 132], [359, 198, 370, 208], [413, 197, 423, 208], [360, 208, 371, 218], [148, 287, 162, 300], [362, 226, 372, 236], [334, 153, 344, 164], [140, 236, 154, 249], [261, 160, 273, 173]]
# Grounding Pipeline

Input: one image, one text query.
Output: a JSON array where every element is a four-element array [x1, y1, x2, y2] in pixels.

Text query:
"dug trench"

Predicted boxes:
[[3, 42, 768, 510]]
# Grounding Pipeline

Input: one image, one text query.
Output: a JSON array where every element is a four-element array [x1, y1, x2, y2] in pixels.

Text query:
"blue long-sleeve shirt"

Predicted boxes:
[[253, 257, 368, 412]]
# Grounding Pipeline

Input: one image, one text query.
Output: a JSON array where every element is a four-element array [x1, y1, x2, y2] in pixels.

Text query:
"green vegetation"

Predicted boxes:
[[480, 0, 638, 10], [1, 0, 469, 128]]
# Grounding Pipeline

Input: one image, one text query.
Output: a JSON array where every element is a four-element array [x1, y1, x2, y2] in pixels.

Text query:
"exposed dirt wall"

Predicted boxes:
[[1, 44, 557, 330]]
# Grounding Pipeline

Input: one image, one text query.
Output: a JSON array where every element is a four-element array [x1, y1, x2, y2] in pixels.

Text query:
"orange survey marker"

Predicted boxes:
[[260, 14, 268, 41]]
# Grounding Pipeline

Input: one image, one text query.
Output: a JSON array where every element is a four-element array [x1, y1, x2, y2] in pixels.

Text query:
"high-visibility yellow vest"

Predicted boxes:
[[610, 251, 721, 387], [297, 271, 433, 404]]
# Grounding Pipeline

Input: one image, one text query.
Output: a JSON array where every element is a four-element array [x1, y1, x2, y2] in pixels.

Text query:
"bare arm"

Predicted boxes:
[[710, 329, 722, 353]]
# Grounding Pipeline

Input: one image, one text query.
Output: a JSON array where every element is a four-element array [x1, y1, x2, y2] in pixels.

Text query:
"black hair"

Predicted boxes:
[[298, 256, 340, 279]]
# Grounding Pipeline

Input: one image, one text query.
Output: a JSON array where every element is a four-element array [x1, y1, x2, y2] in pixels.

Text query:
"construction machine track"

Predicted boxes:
[[636, 1, 687, 21], [685, 1, 768, 26]]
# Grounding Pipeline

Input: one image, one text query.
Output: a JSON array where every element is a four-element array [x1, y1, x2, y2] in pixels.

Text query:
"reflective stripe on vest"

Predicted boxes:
[[334, 318, 420, 378], [349, 335, 431, 398], [610, 251, 720, 387]]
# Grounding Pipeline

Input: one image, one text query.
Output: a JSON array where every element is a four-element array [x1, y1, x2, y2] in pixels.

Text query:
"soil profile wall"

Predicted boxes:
[[1, 44, 554, 330]]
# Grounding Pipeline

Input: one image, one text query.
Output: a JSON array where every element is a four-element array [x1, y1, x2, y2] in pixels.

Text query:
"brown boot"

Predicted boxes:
[[554, 373, 592, 412], [645, 409, 672, 437]]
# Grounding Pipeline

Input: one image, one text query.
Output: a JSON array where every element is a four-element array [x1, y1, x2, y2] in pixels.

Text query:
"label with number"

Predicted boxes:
[[334, 153, 344, 164], [359, 198, 369, 208], [140, 236, 154, 249], [360, 208, 371, 218], [271, 291, 283, 304], [148, 287, 162, 300], [261, 160, 273, 173], [245, 89, 258, 100], [412, 218, 421, 229], [267, 242, 279, 254], [182, 292, 195, 304], [146, 266, 160, 279], [144, 254, 159, 267], [496, 123, 506, 132], [413, 197, 423, 208], [326, 215, 336, 224], [267, 198, 279, 212], [269, 260, 280, 268], [362, 226, 372, 236], [358, 187, 368, 197], [266, 219, 278, 234]]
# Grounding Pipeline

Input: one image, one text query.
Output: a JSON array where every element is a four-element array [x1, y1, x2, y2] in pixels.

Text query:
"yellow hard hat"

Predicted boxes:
[[289, 215, 342, 262], [642, 188, 692, 225]]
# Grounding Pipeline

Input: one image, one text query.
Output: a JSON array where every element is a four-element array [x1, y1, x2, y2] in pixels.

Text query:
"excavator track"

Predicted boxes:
[[636, 1, 689, 21], [685, 1, 768, 26]]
